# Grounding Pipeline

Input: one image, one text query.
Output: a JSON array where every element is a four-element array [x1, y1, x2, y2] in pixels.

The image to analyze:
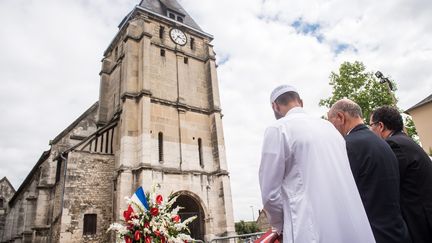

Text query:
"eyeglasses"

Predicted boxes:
[[369, 122, 379, 127]]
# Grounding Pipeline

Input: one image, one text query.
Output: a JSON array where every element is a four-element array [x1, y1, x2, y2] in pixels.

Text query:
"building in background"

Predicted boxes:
[[406, 94, 432, 154], [0, 177, 15, 241], [1, 0, 235, 242]]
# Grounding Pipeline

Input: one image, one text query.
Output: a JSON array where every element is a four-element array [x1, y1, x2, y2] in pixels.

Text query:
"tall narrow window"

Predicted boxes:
[[198, 138, 203, 168], [159, 26, 165, 39], [160, 49, 165, 57], [184, 57, 188, 64], [83, 214, 97, 235], [158, 132, 164, 163], [0, 198, 4, 208], [190, 38, 195, 50]]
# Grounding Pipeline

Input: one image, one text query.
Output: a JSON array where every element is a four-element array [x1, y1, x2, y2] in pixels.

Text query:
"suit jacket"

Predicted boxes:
[[386, 131, 432, 243], [345, 124, 411, 243]]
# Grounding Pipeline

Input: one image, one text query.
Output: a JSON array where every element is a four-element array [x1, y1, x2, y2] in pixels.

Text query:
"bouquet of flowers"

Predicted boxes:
[[108, 185, 197, 243]]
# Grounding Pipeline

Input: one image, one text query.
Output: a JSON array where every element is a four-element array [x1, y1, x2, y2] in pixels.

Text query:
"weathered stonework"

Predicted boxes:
[[2, 0, 235, 242], [0, 177, 15, 241]]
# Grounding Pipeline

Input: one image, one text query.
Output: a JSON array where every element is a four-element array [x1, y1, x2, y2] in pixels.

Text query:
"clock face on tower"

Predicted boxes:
[[169, 28, 187, 46]]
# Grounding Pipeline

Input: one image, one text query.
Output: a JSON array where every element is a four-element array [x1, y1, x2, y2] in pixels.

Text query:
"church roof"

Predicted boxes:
[[405, 93, 432, 114], [9, 150, 50, 206], [137, 0, 203, 31]]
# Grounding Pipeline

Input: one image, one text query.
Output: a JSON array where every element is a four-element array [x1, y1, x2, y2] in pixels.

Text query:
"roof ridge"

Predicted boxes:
[[406, 93, 432, 113]]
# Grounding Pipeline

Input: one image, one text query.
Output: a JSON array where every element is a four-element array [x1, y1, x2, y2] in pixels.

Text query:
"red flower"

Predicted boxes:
[[134, 230, 141, 241], [123, 205, 134, 221], [125, 236, 132, 243], [156, 194, 163, 205], [144, 222, 150, 228], [150, 207, 159, 216], [161, 236, 166, 243], [172, 214, 181, 223], [154, 230, 160, 237], [145, 236, 151, 243]]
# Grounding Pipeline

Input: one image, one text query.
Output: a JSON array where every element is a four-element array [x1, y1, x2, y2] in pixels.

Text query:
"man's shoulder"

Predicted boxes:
[[387, 132, 413, 146], [346, 127, 385, 148]]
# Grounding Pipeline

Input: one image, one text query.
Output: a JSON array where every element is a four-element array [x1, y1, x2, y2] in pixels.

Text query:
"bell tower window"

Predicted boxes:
[[167, 10, 185, 23], [159, 26, 165, 39]]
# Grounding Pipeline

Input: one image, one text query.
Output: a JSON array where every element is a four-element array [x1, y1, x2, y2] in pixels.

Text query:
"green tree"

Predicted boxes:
[[320, 61, 420, 141], [319, 61, 396, 121], [404, 116, 419, 143], [235, 220, 260, 235]]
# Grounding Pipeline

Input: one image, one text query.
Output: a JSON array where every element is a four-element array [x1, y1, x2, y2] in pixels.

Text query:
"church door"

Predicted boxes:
[[172, 194, 205, 240]]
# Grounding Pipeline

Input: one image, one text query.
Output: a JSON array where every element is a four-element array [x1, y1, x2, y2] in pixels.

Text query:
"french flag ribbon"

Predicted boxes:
[[130, 186, 150, 212]]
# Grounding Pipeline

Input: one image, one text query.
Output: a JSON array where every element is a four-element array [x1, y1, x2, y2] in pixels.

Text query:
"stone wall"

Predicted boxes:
[[58, 151, 115, 243]]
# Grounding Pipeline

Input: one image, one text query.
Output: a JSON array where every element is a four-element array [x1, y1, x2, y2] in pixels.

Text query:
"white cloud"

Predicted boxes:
[[1, 0, 431, 223]]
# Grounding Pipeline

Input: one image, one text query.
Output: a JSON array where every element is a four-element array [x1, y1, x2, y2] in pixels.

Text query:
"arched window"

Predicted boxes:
[[198, 138, 203, 168], [0, 198, 4, 208], [158, 132, 164, 163]]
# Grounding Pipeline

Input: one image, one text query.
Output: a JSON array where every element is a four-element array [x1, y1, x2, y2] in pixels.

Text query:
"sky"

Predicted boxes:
[[1, 0, 431, 222]]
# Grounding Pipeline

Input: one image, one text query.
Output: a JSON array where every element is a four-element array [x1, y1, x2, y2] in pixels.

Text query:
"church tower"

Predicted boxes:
[[95, 0, 235, 240]]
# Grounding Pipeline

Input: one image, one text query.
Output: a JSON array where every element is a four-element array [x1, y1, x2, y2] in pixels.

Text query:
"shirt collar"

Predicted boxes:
[[285, 106, 305, 117]]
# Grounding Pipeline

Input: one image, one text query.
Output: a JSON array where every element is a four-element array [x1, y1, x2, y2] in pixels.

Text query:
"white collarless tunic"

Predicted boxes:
[[259, 107, 375, 243]]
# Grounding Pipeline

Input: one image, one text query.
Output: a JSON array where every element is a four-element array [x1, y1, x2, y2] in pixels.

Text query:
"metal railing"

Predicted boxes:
[[209, 232, 265, 243]]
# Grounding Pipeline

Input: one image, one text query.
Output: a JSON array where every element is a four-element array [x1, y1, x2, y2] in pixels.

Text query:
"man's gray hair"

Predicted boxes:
[[330, 99, 363, 118]]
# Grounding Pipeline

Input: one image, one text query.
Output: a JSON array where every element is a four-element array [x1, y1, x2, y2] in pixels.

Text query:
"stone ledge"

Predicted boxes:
[[117, 163, 229, 177], [37, 184, 55, 189]]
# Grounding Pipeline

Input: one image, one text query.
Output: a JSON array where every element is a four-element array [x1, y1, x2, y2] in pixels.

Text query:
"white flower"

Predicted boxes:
[[131, 218, 140, 226], [107, 223, 128, 235]]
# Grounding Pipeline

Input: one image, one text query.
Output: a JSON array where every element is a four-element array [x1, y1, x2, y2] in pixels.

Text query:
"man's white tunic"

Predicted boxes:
[[259, 107, 375, 243]]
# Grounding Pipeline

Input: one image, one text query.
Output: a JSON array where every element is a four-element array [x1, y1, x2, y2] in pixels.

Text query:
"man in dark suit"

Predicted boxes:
[[328, 99, 411, 243], [370, 106, 432, 243]]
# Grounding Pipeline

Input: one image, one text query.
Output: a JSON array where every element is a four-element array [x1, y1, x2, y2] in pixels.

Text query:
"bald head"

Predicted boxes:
[[328, 99, 364, 136], [329, 99, 363, 119]]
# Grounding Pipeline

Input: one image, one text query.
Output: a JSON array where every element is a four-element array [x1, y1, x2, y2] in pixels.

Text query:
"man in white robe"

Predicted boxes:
[[259, 85, 375, 243]]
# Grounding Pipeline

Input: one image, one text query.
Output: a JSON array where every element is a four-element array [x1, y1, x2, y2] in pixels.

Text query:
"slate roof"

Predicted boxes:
[[138, 0, 203, 31], [405, 93, 432, 114]]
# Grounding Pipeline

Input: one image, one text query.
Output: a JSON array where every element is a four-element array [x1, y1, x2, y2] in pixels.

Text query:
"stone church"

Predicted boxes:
[[1, 0, 235, 242]]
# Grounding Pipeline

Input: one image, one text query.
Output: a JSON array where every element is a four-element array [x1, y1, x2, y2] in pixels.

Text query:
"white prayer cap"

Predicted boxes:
[[270, 85, 298, 103]]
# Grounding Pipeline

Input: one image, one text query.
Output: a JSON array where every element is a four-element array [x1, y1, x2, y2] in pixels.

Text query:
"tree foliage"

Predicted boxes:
[[404, 116, 419, 143], [320, 61, 420, 141], [319, 61, 395, 121], [235, 220, 260, 235]]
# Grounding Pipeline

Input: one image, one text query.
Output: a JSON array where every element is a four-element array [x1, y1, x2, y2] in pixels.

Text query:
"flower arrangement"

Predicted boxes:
[[108, 186, 197, 243]]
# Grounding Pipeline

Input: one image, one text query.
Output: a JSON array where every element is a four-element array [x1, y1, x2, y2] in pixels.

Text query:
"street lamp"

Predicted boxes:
[[375, 71, 394, 91], [250, 206, 255, 221], [375, 70, 396, 105]]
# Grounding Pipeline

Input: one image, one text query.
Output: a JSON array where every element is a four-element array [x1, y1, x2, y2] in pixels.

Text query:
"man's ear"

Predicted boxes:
[[378, 121, 386, 132], [272, 102, 279, 112], [337, 112, 345, 123]]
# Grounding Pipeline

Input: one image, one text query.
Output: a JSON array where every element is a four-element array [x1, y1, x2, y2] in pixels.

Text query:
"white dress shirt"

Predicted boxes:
[[259, 107, 375, 243]]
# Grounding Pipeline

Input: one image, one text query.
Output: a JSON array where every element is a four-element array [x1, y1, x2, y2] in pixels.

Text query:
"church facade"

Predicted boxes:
[[1, 0, 235, 242]]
